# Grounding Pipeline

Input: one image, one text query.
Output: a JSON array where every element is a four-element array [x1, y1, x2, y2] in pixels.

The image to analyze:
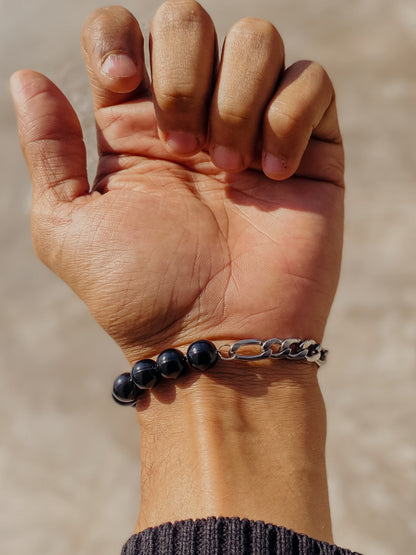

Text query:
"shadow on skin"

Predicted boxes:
[[135, 355, 318, 410]]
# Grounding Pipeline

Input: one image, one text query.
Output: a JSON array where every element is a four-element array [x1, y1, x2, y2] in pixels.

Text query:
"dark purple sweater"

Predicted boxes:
[[122, 517, 361, 554]]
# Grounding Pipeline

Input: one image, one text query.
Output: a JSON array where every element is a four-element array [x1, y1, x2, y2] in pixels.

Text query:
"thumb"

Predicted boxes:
[[10, 70, 89, 206]]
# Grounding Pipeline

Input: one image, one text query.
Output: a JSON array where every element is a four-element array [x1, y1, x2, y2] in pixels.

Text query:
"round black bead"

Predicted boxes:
[[112, 372, 143, 404], [186, 340, 218, 371], [156, 348, 187, 379], [131, 359, 160, 389], [112, 392, 137, 407]]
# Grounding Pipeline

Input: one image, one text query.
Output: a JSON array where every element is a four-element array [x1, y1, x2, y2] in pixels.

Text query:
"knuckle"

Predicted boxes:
[[82, 6, 133, 36], [82, 7, 139, 55], [267, 103, 305, 135], [228, 18, 283, 50], [309, 62, 332, 91], [156, 89, 198, 113], [322, 151, 345, 187], [154, 0, 211, 28], [230, 17, 274, 36], [217, 106, 252, 128], [294, 60, 334, 94]]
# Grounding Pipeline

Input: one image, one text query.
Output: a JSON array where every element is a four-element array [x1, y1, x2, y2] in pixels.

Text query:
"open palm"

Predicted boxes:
[[12, 2, 344, 363]]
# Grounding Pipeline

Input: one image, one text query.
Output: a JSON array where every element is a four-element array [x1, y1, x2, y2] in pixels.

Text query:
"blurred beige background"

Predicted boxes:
[[1, 0, 415, 553]]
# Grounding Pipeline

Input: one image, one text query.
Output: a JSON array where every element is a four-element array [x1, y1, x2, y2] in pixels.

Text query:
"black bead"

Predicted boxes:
[[112, 372, 143, 404], [156, 348, 187, 379], [131, 359, 160, 389], [112, 392, 137, 407], [186, 340, 218, 371]]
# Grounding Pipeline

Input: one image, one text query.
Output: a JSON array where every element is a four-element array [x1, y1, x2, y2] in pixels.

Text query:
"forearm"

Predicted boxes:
[[134, 359, 332, 543]]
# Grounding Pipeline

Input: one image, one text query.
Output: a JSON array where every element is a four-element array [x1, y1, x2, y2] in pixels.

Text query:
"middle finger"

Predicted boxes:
[[150, 0, 217, 156]]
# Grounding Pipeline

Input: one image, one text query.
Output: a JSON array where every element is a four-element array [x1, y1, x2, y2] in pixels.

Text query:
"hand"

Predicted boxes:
[[11, 1, 344, 365]]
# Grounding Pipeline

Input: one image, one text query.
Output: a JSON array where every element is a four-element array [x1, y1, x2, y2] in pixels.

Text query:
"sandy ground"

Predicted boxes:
[[1, 0, 415, 553]]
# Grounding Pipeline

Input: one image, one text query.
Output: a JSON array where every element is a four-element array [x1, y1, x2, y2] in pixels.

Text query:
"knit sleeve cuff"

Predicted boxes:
[[121, 516, 361, 554]]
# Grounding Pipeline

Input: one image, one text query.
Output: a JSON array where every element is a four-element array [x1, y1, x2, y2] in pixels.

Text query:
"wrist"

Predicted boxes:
[[120, 328, 328, 368], [118, 335, 328, 403], [134, 358, 332, 543]]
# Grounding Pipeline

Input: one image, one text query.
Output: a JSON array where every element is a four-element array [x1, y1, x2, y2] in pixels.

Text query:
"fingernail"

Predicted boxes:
[[213, 146, 242, 171], [101, 53, 137, 78], [166, 132, 198, 155], [263, 153, 288, 176]]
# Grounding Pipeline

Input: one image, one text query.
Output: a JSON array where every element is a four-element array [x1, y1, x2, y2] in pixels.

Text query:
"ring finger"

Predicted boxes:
[[209, 18, 284, 172]]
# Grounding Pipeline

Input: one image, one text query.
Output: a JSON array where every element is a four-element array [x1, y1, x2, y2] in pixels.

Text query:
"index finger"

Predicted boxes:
[[81, 6, 149, 110]]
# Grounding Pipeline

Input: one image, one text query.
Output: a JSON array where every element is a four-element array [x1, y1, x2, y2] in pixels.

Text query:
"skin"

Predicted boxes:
[[11, 0, 344, 544]]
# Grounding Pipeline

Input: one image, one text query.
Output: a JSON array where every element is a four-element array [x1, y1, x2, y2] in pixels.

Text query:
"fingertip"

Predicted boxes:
[[212, 146, 245, 172], [9, 71, 23, 107], [9, 70, 21, 91], [262, 153, 291, 180], [82, 6, 147, 103], [10, 71, 59, 127], [165, 131, 200, 156], [9, 69, 37, 102]]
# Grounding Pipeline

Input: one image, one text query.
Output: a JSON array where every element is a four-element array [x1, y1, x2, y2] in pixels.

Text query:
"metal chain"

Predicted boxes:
[[218, 338, 328, 366]]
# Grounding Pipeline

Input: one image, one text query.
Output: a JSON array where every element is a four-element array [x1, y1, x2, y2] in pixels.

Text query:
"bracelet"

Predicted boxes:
[[112, 337, 328, 407], [112, 338, 328, 406]]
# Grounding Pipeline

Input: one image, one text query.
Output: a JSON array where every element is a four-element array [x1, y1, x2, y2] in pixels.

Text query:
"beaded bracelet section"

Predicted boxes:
[[112, 338, 328, 407]]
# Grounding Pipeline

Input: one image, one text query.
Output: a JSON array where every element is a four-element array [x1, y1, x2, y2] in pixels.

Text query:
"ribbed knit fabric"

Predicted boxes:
[[121, 517, 362, 554]]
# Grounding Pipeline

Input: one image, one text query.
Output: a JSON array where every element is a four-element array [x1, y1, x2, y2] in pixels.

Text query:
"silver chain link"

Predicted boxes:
[[218, 338, 328, 366]]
